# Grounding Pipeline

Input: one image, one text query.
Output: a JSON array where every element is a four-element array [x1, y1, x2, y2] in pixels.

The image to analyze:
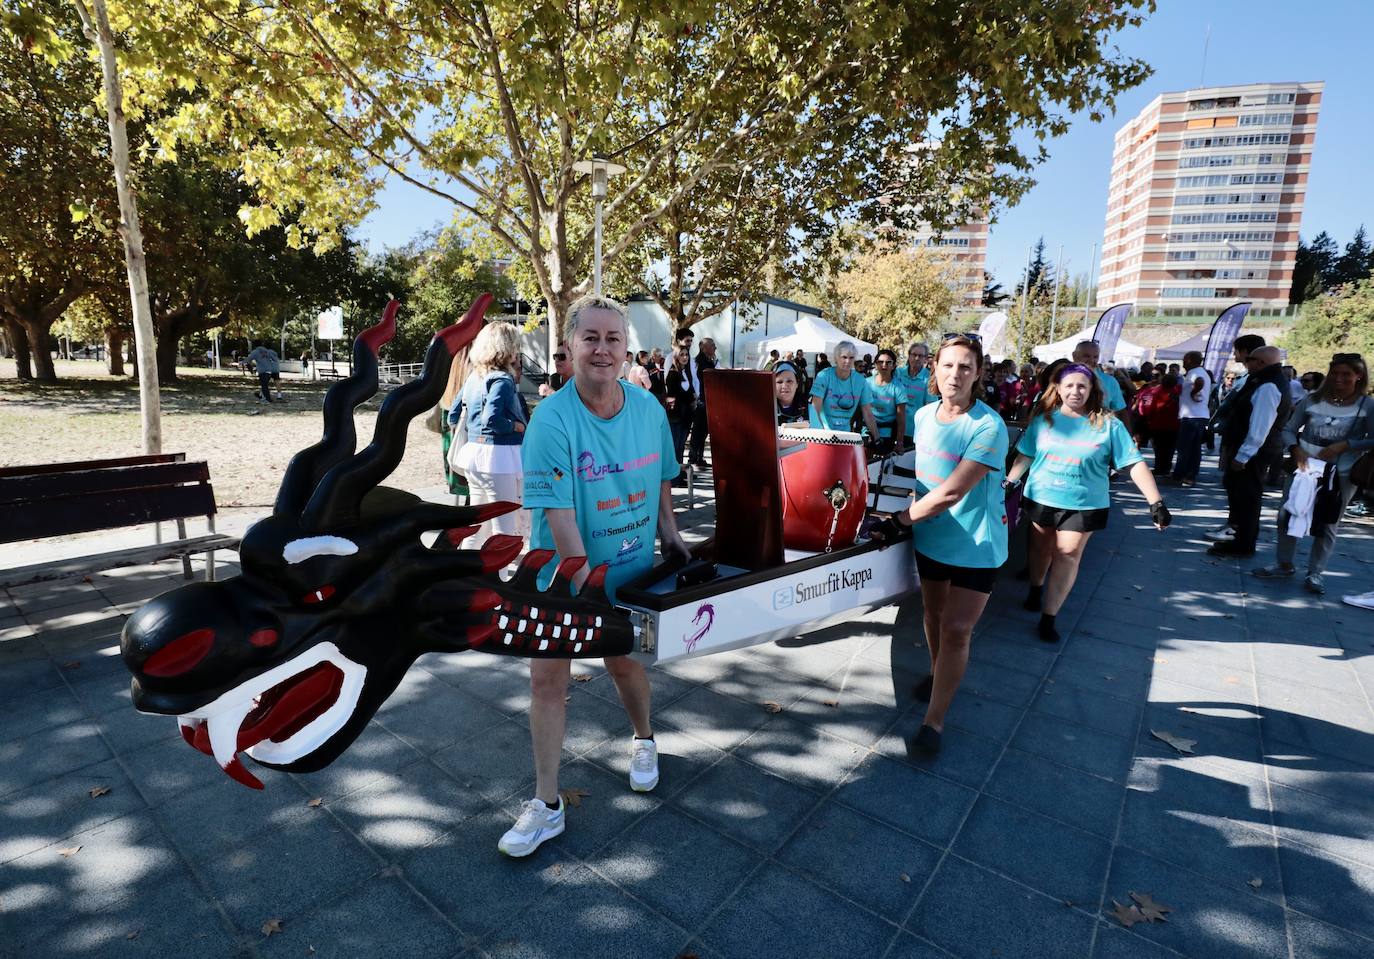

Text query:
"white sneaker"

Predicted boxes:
[[1341, 590, 1374, 611], [1204, 525, 1236, 542], [497, 798, 564, 857], [274, 391, 284, 400], [629, 737, 659, 792]]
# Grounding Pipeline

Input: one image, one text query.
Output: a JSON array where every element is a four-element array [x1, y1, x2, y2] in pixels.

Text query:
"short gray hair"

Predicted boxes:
[[565, 294, 628, 340], [835, 340, 858, 359]]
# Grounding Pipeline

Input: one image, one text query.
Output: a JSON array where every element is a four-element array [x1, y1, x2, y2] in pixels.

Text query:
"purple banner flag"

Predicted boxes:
[[1202, 302, 1252, 380], [1090, 303, 1134, 363]]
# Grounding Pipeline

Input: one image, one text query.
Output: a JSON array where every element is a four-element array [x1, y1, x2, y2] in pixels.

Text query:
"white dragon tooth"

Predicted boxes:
[[206, 701, 253, 769]]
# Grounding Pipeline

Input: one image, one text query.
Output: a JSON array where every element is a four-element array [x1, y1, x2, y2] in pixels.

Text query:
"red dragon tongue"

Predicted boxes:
[[221, 756, 264, 790]]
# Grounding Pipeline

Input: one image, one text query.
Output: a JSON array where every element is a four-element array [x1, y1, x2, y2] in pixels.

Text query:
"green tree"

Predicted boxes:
[[1331, 225, 1372, 289], [834, 244, 958, 348], [981, 272, 1007, 308], [1281, 277, 1374, 373], [1013, 237, 1056, 298], [113, 0, 1153, 333], [1289, 231, 1338, 305]]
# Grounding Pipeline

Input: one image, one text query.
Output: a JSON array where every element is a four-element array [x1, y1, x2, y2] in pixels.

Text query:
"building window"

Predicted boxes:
[[1238, 112, 1292, 127], [1161, 287, 1218, 298], [1266, 93, 1296, 105]]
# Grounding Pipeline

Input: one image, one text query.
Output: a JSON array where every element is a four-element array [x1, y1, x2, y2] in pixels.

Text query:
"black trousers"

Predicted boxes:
[[257, 371, 274, 402], [1223, 454, 1270, 552], [1151, 430, 1177, 476], [687, 402, 709, 462]]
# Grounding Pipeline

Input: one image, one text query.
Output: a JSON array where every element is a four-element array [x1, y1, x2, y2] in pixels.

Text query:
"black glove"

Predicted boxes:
[[868, 515, 905, 546], [1150, 500, 1172, 529]]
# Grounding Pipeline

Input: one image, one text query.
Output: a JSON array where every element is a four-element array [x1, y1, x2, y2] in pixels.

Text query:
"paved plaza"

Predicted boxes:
[[2, 473, 1372, 959]]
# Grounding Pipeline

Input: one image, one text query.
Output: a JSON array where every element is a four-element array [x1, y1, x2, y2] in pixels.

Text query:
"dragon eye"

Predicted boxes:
[[302, 585, 336, 605], [249, 629, 279, 648], [143, 629, 215, 677]]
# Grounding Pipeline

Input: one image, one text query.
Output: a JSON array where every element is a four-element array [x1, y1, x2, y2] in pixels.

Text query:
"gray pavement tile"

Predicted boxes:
[[68, 670, 140, 717], [257, 876, 463, 959], [966, 632, 1063, 681], [748, 636, 859, 686], [1279, 840, 1374, 941], [0, 757, 144, 864], [832, 753, 976, 848], [1010, 713, 1137, 784], [201, 812, 383, 931], [784, 683, 904, 748], [1262, 703, 1374, 767], [119, 734, 296, 807], [673, 753, 820, 854], [559, 686, 644, 758], [984, 749, 1125, 841], [1056, 636, 1156, 675], [1090, 924, 1190, 958], [482, 864, 689, 959], [94, 695, 183, 756], [1050, 656, 1153, 701], [327, 757, 490, 859], [734, 715, 868, 792], [1271, 782, 1374, 871], [0, 645, 62, 695], [375, 682, 511, 757], [656, 684, 779, 752], [779, 800, 939, 922], [909, 855, 1097, 959], [588, 726, 726, 800], [1073, 616, 1165, 651], [885, 932, 956, 959], [954, 659, 1045, 710], [1251, 642, 1368, 697], [0, 720, 113, 798], [430, 717, 538, 806], [1127, 755, 1270, 819], [817, 656, 923, 711], [0, 683, 87, 745], [1255, 672, 1374, 728], [424, 653, 534, 717], [153, 769, 317, 865], [588, 804, 757, 930], [1032, 682, 1142, 741], [1102, 846, 1288, 959], [291, 723, 424, 802], [1139, 700, 1264, 760], [935, 689, 1025, 743], [400, 806, 571, 938], [500, 757, 659, 861], [1288, 912, 1374, 959], [1265, 747, 1374, 809], [877, 715, 1004, 790], [42, 636, 129, 685], [1151, 658, 1258, 700], [952, 795, 1113, 905], [5, 865, 238, 959], [656, 647, 757, 686], [578, 663, 697, 710], [698, 862, 895, 959]]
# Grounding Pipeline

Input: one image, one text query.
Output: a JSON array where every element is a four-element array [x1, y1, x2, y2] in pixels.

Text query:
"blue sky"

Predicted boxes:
[[356, 0, 1374, 291]]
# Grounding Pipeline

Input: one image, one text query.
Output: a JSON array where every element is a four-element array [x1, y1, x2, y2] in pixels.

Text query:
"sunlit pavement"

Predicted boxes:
[[2, 467, 1372, 958]]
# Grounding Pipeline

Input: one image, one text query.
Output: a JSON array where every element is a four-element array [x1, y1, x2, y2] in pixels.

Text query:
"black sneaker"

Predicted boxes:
[[1207, 542, 1255, 558], [908, 725, 941, 756]]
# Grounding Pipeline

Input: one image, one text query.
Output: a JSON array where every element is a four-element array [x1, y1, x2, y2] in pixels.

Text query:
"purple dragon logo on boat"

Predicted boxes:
[[683, 602, 715, 653]]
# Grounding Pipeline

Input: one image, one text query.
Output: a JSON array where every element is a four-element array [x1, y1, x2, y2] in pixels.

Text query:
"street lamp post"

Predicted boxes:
[[572, 156, 628, 297]]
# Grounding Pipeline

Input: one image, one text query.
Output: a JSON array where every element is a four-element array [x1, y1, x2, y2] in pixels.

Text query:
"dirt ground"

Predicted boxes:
[[0, 358, 449, 509]]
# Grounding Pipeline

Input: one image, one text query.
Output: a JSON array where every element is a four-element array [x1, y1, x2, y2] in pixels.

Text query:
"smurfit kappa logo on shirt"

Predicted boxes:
[[575, 450, 661, 483]]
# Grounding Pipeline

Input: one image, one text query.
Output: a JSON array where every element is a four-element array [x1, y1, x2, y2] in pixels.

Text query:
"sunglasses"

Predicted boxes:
[[1332, 353, 1363, 364], [553, 353, 567, 361], [942, 331, 983, 343]]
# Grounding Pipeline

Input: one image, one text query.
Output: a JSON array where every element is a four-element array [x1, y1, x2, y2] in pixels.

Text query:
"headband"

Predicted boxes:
[[773, 362, 798, 377], [1055, 363, 1096, 383]]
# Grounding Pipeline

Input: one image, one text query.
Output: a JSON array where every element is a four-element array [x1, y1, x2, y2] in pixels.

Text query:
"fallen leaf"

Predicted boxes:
[[82, 576, 94, 584], [763, 701, 783, 713], [572, 674, 592, 683], [821, 699, 839, 708], [676, 953, 700, 959], [261, 918, 283, 936], [1062, 900, 1075, 908], [1151, 730, 1197, 755], [125, 931, 139, 941], [1103, 675, 1116, 682], [899, 872, 911, 883], [1110, 901, 1147, 927], [88, 786, 110, 798], [564, 696, 572, 703], [59, 846, 81, 858], [1247, 877, 1263, 889], [1130, 891, 1173, 922], [1133, 585, 1143, 591], [1223, 676, 1240, 685], [306, 797, 323, 807], [559, 787, 589, 808], [62, 660, 81, 670], [1154, 656, 1168, 664]]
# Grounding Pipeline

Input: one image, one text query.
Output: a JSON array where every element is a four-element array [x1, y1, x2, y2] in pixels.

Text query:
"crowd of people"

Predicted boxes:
[[430, 297, 1371, 856]]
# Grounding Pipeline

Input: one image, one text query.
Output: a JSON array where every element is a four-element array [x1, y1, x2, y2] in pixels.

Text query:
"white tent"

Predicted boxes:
[[1031, 327, 1148, 367], [755, 316, 879, 362]]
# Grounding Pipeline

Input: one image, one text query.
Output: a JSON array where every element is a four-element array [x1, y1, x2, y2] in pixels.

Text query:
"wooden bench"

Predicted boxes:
[[0, 454, 240, 588]]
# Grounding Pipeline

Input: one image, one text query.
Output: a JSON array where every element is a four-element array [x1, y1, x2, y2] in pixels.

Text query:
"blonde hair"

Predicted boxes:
[[470, 321, 520, 374], [440, 346, 471, 409], [565, 294, 628, 341]]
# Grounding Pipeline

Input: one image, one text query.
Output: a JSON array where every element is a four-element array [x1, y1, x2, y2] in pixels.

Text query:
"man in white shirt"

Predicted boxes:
[[1171, 350, 1212, 487], [1206, 333, 1266, 542]]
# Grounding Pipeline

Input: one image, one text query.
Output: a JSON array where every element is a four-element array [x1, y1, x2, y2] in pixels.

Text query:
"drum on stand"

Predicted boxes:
[[778, 428, 869, 552]]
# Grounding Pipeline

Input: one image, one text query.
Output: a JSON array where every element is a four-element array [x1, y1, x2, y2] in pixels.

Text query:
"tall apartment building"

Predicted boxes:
[[910, 216, 990, 307], [1097, 81, 1322, 312]]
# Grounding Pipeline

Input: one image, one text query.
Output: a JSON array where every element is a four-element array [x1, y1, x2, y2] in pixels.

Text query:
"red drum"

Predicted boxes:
[[778, 428, 869, 552]]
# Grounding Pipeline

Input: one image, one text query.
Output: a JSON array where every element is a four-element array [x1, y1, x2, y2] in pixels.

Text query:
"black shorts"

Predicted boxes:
[[914, 550, 999, 594], [1023, 498, 1109, 532]]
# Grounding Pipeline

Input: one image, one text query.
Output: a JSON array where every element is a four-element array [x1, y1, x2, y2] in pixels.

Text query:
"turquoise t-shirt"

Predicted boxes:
[[522, 382, 679, 601], [1096, 369, 1126, 412], [895, 365, 931, 437], [911, 401, 1009, 569], [1017, 410, 1143, 510], [867, 376, 904, 437], [809, 367, 874, 430]]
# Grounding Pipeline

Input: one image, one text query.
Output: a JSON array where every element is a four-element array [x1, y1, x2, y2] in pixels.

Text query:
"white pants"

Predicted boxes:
[[462, 469, 527, 549]]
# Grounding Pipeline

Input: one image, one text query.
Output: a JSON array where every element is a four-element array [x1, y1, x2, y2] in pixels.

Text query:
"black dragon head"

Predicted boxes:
[[120, 297, 634, 789]]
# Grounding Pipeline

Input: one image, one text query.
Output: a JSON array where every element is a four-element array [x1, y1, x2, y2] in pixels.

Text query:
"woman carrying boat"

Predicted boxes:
[[809, 340, 880, 439], [1004, 363, 1171, 643], [872, 333, 1008, 756], [867, 348, 907, 453]]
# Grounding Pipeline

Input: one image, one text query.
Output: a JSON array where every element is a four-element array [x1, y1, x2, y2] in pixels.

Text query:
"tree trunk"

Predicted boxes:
[[155, 328, 180, 382], [77, 0, 161, 453], [19, 316, 57, 382], [106, 328, 125, 376], [3, 318, 31, 379]]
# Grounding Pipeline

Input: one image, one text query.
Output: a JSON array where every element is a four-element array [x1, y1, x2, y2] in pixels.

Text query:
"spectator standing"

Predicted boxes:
[[794, 349, 810, 390], [1071, 341, 1126, 416], [762, 349, 781, 371], [1252, 354, 1373, 593], [1206, 334, 1267, 542], [439, 343, 473, 500], [504, 294, 688, 857], [539, 344, 571, 396], [894, 341, 932, 448], [245, 345, 282, 402], [449, 322, 529, 546], [866, 348, 907, 451], [1208, 346, 1292, 557], [1006, 363, 1170, 641], [1172, 351, 1213, 487], [664, 344, 697, 466], [686, 336, 718, 469], [628, 350, 654, 391], [809, 340, 879, 437]]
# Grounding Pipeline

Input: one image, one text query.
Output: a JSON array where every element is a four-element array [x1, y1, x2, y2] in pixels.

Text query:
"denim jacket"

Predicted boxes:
[[449, 371, 527, 445]]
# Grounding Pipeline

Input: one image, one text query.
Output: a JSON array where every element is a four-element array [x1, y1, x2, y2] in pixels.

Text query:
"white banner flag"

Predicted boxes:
[[317, 305, 344, 340]]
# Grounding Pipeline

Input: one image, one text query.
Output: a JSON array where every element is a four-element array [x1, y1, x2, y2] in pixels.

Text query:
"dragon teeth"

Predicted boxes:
[[206, 700, 254, 770]]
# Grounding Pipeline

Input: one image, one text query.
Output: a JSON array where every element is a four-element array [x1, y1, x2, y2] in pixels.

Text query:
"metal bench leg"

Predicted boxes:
[[206, 515, 217, 581], [177, 519, 193, 579]]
